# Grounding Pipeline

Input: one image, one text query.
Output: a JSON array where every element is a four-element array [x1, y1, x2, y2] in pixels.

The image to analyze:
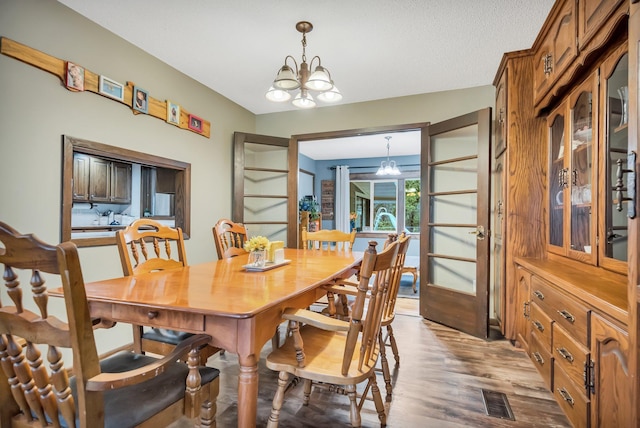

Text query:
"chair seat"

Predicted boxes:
[[67, 351, 220, 428], [142, 327, 194, 345], [266, 325, 378, 385]]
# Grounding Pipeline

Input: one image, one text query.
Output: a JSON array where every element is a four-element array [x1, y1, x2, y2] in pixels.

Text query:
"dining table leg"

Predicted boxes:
[[237, 353, 259, 427]]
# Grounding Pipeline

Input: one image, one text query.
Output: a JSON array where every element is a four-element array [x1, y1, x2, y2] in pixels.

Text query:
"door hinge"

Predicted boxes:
[[584, 360, 595, 395]]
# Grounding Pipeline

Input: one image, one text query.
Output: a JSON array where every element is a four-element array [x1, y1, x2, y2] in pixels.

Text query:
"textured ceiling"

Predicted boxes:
[[56, 0, 555, 118]]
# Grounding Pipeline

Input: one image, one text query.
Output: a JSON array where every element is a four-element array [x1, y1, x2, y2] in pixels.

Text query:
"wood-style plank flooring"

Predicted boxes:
[[175, 298, 571, 427]]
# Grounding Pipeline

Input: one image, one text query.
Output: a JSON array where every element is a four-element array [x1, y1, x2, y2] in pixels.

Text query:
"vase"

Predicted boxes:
[[248, 250, 266, 267]]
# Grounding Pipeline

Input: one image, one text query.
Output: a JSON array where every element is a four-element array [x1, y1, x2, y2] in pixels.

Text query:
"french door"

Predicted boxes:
[[232, 132, 297, 248], [420, 108, 492, 338]]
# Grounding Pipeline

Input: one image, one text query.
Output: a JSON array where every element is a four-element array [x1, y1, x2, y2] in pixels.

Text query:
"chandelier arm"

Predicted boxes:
[[284, 55, 299, 75]]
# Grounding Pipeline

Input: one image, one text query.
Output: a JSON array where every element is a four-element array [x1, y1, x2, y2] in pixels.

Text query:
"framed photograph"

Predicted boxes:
[[98, 75, 124, 102], [65, 61, 84, 91], [166, 100, 180, 126], [132, 86, 149, 113], [188, 114, 203, 133]]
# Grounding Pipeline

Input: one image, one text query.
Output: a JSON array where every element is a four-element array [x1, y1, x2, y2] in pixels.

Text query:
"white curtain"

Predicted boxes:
[[335, 166, 350, 232]]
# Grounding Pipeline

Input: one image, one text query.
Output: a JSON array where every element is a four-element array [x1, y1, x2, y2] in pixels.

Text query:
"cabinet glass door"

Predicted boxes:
[[569, 87, 595, 259], [548, 104, 566, 254], [602, 50, 629, 273]]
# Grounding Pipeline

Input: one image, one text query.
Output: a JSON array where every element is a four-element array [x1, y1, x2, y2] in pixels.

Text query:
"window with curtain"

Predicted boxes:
[[350, 178, 420, 234]]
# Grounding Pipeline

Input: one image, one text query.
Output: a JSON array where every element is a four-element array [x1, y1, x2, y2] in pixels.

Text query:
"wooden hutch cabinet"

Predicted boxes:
[[495, 0, 637, 426]]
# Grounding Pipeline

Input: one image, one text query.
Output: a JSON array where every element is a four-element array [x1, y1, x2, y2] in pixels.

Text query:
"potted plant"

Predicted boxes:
[[299, 196, 321, 231]]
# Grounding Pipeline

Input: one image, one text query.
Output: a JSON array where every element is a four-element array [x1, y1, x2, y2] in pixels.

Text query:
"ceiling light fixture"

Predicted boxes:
[[376, 136, 401, 176], [265, 21, 342, 109]]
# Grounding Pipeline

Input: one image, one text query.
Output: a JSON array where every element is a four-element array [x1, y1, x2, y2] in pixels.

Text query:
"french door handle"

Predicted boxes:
[[468, 225, 485, 240]]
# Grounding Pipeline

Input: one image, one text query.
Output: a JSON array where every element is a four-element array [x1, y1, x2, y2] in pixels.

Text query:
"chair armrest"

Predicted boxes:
[[86, 333, 211, 391], [322, 282, 359, 296], [282, 308, 349, 332]]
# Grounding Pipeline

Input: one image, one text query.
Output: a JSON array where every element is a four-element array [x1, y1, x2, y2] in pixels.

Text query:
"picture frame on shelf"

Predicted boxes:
[[188, 114, 203, 132], [166, 100, 180, 126], [132, 86, 148, 113], [98, 75, 124, 102], [65, 61, 84, 91]]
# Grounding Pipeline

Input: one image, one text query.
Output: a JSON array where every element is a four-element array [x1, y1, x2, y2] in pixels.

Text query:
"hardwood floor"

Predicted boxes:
[[176, 298, 570, 427]]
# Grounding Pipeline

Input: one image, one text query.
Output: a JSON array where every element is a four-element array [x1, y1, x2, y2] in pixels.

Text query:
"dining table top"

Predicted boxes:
[[72, 248, 362, 319]]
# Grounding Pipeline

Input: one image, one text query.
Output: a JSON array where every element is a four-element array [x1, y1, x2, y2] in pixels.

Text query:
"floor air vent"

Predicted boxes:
[[481, 389, 515, 421]]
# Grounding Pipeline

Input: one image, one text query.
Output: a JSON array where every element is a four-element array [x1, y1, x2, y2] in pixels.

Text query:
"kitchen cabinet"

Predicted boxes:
[[72, 153, 90, 201], [73, 153, 132, 204]]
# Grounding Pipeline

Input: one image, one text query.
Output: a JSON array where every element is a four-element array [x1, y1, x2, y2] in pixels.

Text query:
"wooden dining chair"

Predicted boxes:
[[300, 227, 356, 250], [265, 239, 399, 427], [116, 219, 220, 363], [212, 218, 248, 260], [0, 221, 219, 428], [323, 232, 412, 401]]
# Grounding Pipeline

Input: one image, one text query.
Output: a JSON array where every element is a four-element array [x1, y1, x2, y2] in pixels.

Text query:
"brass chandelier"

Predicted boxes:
[[265, 21, 342, 109]]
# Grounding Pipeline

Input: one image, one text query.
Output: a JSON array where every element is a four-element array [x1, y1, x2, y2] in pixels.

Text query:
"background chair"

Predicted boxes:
[[265, 239, 399, 427], [213, 218, 248, 260], [0, 221, 219, 427], [300, 227, 356, 251], [117, 218, 220, 363]]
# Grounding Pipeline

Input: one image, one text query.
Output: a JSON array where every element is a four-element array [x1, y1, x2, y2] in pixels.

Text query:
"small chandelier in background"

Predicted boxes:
[[265, 21, 342, 109], [376, 136, 401, 176]]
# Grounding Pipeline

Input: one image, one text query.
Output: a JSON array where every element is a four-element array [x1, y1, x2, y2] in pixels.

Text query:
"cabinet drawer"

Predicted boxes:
[[531, 276, 590, 346], [530, 301, 553, 352], [554, 364, 590, 428], [112, 305, 204, 332], [553, 323, 590, 390], [529, 330, 553, 390]]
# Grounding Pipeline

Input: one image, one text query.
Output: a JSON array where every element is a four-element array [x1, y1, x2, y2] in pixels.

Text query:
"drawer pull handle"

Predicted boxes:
[[557, 309, 575, 323], [557, 387, 575, 406], [147, 311, 159, 319], [556, 347, 574, 363], [532, 352, 544, 365], [532, 320, 545, 332], [533, 290, 545, 300]]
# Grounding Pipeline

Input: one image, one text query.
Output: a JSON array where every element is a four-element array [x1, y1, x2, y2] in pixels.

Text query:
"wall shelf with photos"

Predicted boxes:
[[0, 37, 211, 138]]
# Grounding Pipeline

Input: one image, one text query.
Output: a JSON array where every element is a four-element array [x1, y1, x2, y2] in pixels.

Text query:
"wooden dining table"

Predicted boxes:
[[52, 248, 360, 427]]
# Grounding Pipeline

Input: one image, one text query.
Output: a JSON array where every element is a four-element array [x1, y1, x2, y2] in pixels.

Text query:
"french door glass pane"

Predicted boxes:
[[243, 170, 287, 195], [430, 158, 477, 193], [430, 226, 477, 259], [430, 193, 477, 224], [428, 257, 476, 294], [244, 143, 287, 169]]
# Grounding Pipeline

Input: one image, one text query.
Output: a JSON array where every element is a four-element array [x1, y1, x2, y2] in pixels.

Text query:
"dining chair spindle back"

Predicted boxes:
[[212, 219, 248, 260], [264, 239, 399, 427], [116, 219, 220, 362], [0, 221, 219, 428]]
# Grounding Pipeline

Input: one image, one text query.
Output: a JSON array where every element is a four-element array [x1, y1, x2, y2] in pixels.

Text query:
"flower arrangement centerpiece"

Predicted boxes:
[[244, 235, 270, 267]]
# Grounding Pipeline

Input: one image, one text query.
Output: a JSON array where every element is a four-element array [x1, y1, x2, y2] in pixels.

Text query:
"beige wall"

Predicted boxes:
[[256, 86, 495, 137], [0, 0, 495, 354]]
